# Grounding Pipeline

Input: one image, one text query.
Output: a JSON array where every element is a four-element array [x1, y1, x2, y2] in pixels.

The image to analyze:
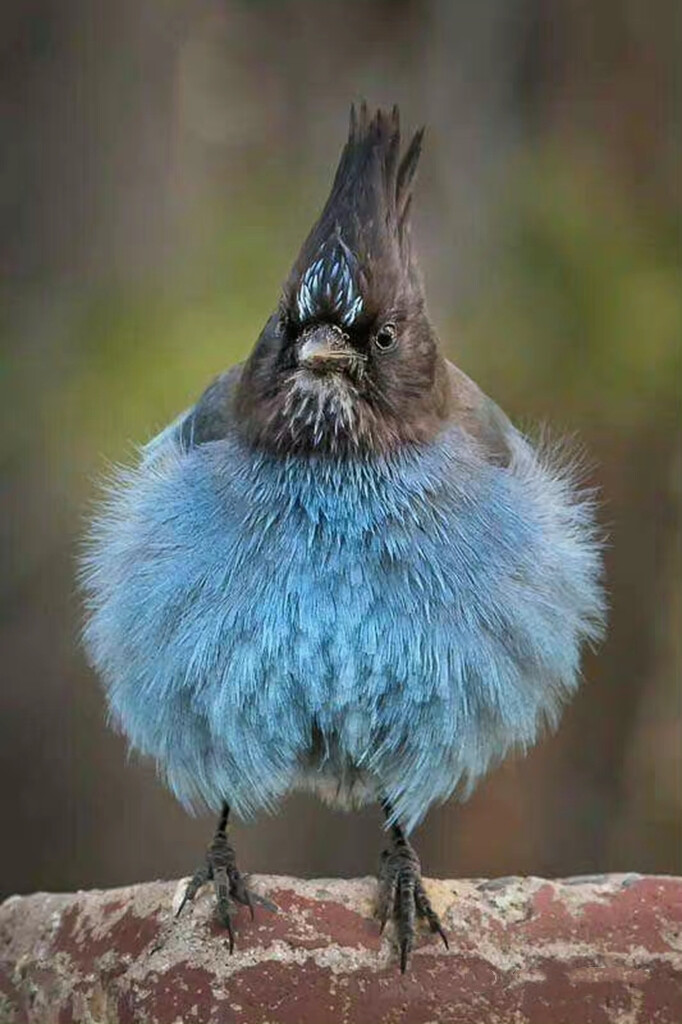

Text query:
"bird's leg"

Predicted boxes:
[[176, 802, 274, 952], [377, 798, 448, 972]]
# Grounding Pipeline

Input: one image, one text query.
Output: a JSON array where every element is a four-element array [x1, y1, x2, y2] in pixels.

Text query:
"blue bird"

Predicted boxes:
[[80, 104, 605, 970]]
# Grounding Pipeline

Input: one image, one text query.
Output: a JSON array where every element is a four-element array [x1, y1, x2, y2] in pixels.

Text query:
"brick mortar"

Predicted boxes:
[[1, 874, 681, 1023]]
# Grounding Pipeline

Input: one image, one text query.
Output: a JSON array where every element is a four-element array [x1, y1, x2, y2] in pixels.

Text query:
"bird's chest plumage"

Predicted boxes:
[[180, 434, 520, 716], [83, 424, 601, 828]]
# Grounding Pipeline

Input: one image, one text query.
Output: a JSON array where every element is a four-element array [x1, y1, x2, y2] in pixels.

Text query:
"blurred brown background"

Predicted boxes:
[[1, 0, 680, 899]]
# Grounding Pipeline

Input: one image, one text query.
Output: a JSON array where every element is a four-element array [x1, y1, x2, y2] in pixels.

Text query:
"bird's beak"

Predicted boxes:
[[297, 325, 359, 374]]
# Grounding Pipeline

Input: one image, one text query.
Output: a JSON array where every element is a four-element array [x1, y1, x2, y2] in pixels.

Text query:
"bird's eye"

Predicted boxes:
[[374, 322, 398, 352]]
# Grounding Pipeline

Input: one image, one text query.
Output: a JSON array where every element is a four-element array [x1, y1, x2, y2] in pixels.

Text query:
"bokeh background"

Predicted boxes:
[[2, 0, 680, 899]]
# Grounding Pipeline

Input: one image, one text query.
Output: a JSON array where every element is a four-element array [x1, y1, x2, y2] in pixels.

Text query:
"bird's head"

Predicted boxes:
[[236, 104, 451, 456]]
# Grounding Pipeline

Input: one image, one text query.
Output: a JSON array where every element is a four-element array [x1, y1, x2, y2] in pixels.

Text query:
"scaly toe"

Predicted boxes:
[[377, 837, 448, 971]]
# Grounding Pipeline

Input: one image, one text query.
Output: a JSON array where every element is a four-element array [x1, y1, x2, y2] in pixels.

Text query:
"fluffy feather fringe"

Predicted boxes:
[[80, 419, 605, 832]]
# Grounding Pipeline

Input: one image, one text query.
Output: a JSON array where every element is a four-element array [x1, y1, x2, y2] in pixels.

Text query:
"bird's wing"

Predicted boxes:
[[178, 365, 244, 448], [140, 408, 192, 462], [140, 364, 245, 463], [445, 360, 516, 467]]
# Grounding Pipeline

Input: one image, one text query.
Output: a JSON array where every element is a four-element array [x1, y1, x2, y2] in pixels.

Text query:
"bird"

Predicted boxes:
[[80, 103, 605, 971]]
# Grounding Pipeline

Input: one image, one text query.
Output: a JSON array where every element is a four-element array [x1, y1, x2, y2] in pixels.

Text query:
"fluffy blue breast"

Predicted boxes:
[[81, 420, 604, 831]]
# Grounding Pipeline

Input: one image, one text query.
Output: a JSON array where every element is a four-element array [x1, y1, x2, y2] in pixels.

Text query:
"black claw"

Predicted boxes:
[[249, 891, 279, 914], [176, 865, 210, 919]]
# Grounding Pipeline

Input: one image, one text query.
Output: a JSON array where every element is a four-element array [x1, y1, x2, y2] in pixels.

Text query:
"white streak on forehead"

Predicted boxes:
[[297, 243, 364, 325]]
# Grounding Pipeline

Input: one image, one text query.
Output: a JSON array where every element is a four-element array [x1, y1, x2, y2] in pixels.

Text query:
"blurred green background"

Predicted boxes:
[[1, 0, 680, 897]]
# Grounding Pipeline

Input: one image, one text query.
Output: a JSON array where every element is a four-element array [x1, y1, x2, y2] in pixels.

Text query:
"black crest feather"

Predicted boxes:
[[285, 104, 426, 324]]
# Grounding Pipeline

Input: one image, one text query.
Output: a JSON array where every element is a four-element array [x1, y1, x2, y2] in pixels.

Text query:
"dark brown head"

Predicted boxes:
[[235, 104, 451, 457]]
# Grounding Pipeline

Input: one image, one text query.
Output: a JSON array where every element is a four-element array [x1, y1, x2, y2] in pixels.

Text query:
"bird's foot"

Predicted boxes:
[[176, 806, 274, 952], [377, 828, 448, 972]]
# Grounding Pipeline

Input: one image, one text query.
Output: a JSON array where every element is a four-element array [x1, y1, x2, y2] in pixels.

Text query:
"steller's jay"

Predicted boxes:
[[81, 105, 605, 970]]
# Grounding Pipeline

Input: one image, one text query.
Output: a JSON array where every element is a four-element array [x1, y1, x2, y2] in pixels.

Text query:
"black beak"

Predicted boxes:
[[297, 325, 362, 374]]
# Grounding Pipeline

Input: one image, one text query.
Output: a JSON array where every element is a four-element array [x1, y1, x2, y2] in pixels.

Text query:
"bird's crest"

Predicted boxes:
[[285, 104, 425, 325]]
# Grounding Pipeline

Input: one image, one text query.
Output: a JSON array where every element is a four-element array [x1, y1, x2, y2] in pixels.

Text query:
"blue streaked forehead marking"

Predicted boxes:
[[297, 240, 364, 326]]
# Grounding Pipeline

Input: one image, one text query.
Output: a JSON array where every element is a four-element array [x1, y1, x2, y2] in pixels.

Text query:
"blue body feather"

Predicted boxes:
[[81, 404, 604, 832]]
